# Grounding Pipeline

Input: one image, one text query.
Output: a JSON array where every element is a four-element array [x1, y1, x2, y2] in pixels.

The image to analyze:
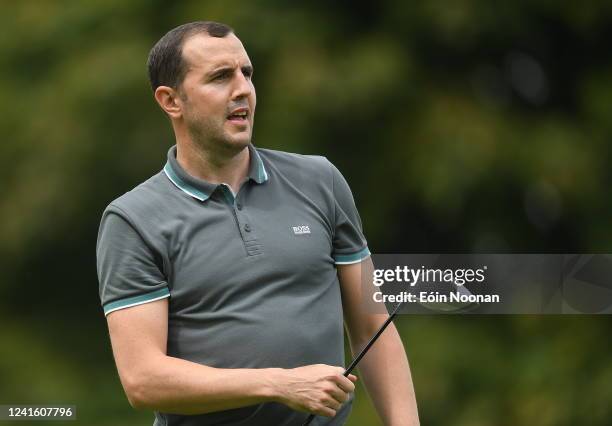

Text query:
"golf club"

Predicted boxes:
[[301, 301, 404, 426]]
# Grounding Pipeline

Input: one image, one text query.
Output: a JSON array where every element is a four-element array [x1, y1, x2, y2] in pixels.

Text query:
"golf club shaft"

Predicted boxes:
[[301, 302, 403, 426]]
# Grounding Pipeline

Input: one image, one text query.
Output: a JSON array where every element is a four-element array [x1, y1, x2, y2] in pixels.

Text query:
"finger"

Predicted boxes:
[[348, 374, 358, 382], [316, 406, 337, 418], [334, 377, 356, 394], [327, 385, 350, 404], [333, 366, 346, 376], [323, 395, 343, 410]]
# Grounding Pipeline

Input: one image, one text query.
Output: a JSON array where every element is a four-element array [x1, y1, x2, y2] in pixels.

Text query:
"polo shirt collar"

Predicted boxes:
[[163, 144, 268, 202]]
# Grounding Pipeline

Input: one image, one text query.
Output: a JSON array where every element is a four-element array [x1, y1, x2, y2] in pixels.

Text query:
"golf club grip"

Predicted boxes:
[[301, 302, 403, 425], [302, 414, 316, 425]]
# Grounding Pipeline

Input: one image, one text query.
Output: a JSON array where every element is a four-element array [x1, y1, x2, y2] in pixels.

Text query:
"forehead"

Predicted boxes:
[[181, 33, 251, 71]]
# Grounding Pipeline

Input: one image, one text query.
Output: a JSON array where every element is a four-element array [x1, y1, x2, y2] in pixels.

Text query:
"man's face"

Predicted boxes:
[[178, 33, 256, 152]]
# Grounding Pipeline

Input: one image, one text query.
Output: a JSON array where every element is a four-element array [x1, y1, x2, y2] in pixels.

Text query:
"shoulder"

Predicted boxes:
[[101, 171, 174, 225], [256, 147, 334, 180]]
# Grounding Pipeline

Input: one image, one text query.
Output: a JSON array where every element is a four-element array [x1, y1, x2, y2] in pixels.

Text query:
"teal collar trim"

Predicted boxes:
[[163, 145, 268, 202], [248, 145, 269, 184]]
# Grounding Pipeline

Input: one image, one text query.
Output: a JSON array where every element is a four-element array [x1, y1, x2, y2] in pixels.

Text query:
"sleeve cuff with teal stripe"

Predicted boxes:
[[103, 287, 170, 316], [333, 247, 371, 265]]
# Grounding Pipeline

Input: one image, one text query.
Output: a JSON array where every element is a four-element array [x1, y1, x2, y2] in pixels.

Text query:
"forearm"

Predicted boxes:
[[351, 323, 419, 426], [125, 354, 282, 414]]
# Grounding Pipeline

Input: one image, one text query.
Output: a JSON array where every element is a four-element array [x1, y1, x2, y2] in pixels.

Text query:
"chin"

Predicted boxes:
[[222, 134, 252, 152], [230, 130, 252, 144]]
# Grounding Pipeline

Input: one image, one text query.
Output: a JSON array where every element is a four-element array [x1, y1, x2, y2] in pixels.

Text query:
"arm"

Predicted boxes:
[[106, 298, 356, 417], [338, 258, 420, 426]]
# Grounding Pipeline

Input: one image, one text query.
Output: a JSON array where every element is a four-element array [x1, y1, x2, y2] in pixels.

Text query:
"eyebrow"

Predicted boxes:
[[206, 64, 253, 78]]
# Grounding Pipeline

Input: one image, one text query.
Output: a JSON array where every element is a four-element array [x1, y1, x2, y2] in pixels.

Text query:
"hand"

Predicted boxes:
[[275, 364, 357, 418]]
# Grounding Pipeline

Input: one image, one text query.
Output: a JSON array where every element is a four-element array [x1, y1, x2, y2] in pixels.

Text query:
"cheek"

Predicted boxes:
[[189, 86, 226, 109], [250, 86, 257, 108]]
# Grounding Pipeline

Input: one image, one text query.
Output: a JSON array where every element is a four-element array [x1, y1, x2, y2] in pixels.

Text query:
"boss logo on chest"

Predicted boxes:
[[292, 225, 311, 235]]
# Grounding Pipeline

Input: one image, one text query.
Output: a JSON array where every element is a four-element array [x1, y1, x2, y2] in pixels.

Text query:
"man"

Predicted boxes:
[[96, 21, 419, 425]]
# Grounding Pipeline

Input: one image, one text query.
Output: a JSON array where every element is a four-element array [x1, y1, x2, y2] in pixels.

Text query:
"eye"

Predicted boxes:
[[213, 71, 230, 81], [242, 67, 253, 79]]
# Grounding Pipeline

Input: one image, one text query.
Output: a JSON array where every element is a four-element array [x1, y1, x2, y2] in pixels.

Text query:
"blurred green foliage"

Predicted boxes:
[[1, 1, 612, 425]]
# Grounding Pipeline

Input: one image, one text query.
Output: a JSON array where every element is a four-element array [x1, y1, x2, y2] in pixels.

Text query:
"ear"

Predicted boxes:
[[154, 86, 183, 119]]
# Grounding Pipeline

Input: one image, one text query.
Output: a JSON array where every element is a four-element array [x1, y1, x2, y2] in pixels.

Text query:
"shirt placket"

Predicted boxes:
[[218, 184, 262, 257]]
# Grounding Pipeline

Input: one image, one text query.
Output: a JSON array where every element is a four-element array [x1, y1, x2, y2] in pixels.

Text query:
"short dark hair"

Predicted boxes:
[[147, 21, 234, 91]]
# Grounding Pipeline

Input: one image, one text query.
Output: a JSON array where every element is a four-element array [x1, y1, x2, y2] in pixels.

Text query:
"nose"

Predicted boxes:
[[231, 70, 253, 100]]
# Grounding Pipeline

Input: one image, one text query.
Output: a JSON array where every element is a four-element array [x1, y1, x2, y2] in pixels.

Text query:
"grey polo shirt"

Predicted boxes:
[[96, 144, 370, 426]]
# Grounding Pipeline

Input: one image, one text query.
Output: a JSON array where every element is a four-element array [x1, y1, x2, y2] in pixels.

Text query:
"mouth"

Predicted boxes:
[[226, 108, 249, 126]]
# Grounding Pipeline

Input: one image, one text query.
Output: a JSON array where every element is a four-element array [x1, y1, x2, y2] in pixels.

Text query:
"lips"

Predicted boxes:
[[227, 107, 249, 122]]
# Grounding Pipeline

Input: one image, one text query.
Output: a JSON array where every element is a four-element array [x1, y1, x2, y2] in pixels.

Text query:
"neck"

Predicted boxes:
[[175, 138, 250, 194]]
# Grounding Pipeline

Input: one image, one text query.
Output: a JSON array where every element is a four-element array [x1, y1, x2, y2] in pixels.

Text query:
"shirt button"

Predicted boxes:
[[236, 202, 243, 210], [244, 223, 251, 232]]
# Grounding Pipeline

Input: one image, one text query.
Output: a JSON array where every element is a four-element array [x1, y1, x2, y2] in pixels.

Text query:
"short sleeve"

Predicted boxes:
[[329, 161, 370, 264], [96, 207, 170, 316]]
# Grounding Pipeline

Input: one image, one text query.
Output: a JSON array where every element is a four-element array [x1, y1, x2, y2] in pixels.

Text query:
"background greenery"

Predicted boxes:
[[1, 1, 611, 425]]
